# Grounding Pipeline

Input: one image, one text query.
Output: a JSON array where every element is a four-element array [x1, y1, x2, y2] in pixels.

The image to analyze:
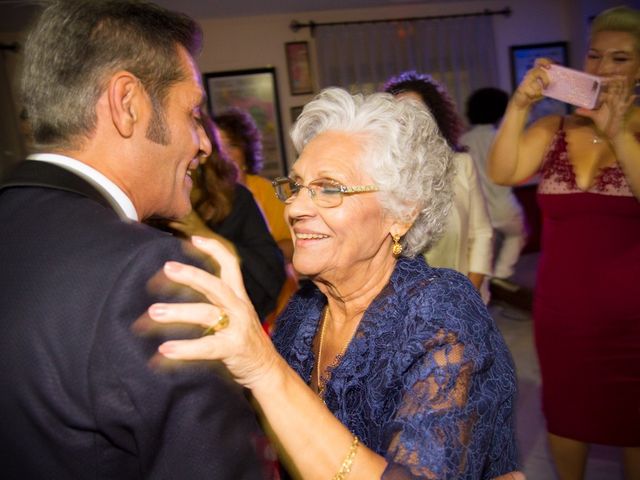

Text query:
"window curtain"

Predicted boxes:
[[315, 15, 499, 116]]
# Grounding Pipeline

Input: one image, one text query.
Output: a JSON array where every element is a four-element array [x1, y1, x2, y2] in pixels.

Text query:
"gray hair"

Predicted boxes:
[[290, 88, 454, 257], [21, 0, 202, 150]]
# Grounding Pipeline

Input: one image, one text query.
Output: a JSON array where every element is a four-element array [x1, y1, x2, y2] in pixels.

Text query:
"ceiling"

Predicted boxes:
[[155, 0, 438, 19], [0, 0, 456, 35]]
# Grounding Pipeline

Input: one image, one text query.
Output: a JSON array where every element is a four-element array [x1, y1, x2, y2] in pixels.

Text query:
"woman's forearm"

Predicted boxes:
[[489, 59, 559, 186], [488, 101, 532, 185], [250, 357, 387, 479]]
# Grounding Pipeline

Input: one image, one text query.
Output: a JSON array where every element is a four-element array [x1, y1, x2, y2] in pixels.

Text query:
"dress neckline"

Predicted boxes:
[[539, 120, 633, 196]]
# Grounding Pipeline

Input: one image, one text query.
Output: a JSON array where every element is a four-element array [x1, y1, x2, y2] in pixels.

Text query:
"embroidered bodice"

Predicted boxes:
[[272, 257, 518, 479], [538, 124, 635, 197]]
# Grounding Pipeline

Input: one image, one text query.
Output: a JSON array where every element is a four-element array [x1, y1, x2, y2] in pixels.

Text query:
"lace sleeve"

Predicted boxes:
[[381, 324, 516, 479]]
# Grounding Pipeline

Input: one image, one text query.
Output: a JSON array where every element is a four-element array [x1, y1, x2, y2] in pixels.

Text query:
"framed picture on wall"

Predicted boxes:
[[510, 41, 570, 121], [285, 41, 314, 95], [204, 67, 287, 179]]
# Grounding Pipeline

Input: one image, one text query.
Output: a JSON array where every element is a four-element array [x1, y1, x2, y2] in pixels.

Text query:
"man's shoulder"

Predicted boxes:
[[4, 184, 199, 271], [102, 221, 206, 273]]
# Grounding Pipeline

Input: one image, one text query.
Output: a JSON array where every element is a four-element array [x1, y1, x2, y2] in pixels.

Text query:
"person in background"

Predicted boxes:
[[0, 1, 268, 478], [215, 108, 294, 262], [460, 87, 526, 283], [215, 108, 299, 326], [385, 71, 494, 302], [489, 6, 640, 479], [144, 88, 520, 479], [169, 114, 286, 322]]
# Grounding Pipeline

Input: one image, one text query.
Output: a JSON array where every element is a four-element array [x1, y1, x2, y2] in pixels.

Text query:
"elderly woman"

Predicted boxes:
[[489, 6, 640, 479], [148, 88, 518, 479]]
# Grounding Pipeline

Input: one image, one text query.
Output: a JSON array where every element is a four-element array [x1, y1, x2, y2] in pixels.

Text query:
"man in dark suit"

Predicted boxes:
[[0, 1, 270, 478]]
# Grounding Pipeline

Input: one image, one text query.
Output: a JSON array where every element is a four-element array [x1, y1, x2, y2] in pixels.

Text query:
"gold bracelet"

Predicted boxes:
[[332, 435, 360, 480]]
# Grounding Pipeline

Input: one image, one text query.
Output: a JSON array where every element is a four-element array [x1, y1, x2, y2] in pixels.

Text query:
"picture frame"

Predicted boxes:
[[204, 67, 287, 179], [510, 41, 570, 121], [285, 41, 314, 95]]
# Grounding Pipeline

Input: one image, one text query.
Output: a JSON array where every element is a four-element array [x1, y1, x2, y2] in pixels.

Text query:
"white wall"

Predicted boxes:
[[1, 0, 616, 168], [195, 0, 580, 167]]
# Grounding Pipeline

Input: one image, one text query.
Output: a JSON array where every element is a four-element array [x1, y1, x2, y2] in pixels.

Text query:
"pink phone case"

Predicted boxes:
[[542, 64, 603, 109]]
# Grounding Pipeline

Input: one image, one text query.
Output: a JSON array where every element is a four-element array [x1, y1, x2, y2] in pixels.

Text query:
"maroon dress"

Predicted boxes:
[[535, 121, 640, 446]]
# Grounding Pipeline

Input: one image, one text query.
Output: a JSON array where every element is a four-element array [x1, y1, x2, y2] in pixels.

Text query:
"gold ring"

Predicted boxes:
[[202, 312, 230, 336]]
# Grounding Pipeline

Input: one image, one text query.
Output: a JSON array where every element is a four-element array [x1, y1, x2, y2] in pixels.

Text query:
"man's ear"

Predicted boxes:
[[108, 72, 142, 138]]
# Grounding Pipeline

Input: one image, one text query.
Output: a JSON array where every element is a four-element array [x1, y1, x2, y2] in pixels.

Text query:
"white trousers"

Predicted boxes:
[[491, 205, 526, 279]]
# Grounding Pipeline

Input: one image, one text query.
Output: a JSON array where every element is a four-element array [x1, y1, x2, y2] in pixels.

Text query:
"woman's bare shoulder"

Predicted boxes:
[[529, 114, 563, 132]]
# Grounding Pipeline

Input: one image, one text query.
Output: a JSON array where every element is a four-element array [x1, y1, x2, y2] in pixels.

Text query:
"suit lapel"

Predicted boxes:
[[1, 160, 118, 213]]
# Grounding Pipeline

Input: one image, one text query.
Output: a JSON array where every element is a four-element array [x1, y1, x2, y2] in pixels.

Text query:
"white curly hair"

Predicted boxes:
[[290, 87, 454, 257]]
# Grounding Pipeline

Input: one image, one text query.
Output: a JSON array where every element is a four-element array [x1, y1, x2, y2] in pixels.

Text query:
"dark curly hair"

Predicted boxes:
[[213, 108, 264, 174], [466, 87, 509, 125], [384, 71, 466, 152], [192, 114, 238, 225]]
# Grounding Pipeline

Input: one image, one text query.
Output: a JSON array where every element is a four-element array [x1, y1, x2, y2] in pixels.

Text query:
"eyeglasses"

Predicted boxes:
[[272, 176, 378, 208]]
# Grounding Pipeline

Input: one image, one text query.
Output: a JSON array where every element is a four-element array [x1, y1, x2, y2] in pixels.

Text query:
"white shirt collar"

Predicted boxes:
[[27, 153, 138, 221]]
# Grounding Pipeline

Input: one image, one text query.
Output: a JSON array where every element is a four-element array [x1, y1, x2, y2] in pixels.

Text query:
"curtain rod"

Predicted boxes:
[[290, 7, 511, 35]]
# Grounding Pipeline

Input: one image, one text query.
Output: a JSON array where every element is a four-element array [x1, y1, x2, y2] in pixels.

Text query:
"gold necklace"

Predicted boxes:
[[590, 122, 604, 144], [316, 307, 358, 397], [316, 307, 330, 397]]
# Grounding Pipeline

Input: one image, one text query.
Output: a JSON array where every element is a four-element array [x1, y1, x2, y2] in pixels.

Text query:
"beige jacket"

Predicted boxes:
[[424, 152, 493, 277]]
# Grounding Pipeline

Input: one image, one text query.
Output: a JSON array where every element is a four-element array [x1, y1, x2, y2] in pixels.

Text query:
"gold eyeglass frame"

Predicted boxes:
[[272, 176, 378, 207]]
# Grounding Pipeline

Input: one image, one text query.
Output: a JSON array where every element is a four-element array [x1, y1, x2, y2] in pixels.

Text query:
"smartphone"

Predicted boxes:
[[542, 64, 603, 110]]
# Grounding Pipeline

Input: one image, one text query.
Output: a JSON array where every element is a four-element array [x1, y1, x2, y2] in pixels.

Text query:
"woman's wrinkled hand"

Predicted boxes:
[[512, 58, 554, 109], [147, 236, 279, 389], [575, 74, 636, 139]]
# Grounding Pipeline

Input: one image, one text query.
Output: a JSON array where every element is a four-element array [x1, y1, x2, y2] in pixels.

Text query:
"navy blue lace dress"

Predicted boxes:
[[272, 257, 518, 479]]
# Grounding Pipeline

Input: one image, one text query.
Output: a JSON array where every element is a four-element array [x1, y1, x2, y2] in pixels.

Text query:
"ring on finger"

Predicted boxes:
[[202, 311, 230, 336]]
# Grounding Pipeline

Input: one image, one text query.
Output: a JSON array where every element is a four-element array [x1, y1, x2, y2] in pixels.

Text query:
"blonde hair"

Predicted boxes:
[[591, 6, 640, 52]]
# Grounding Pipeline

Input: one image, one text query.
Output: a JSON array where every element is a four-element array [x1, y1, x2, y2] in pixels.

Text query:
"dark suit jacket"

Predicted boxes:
[[0, 161, 268, 479]]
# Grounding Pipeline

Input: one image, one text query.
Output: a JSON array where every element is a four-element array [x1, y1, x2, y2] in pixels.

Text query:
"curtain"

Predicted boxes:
[[315, 15, 498, 116]]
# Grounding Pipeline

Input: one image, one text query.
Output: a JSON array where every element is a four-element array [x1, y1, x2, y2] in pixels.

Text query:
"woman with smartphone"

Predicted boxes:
[[489, 6, 640, 479]]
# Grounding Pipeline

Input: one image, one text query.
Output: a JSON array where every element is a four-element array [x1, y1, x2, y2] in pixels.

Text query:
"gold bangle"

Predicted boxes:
[[332, 435, 359, 480]]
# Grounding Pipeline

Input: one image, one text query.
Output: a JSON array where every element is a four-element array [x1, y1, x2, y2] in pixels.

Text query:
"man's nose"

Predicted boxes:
[[198, 124, 212, 158]]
